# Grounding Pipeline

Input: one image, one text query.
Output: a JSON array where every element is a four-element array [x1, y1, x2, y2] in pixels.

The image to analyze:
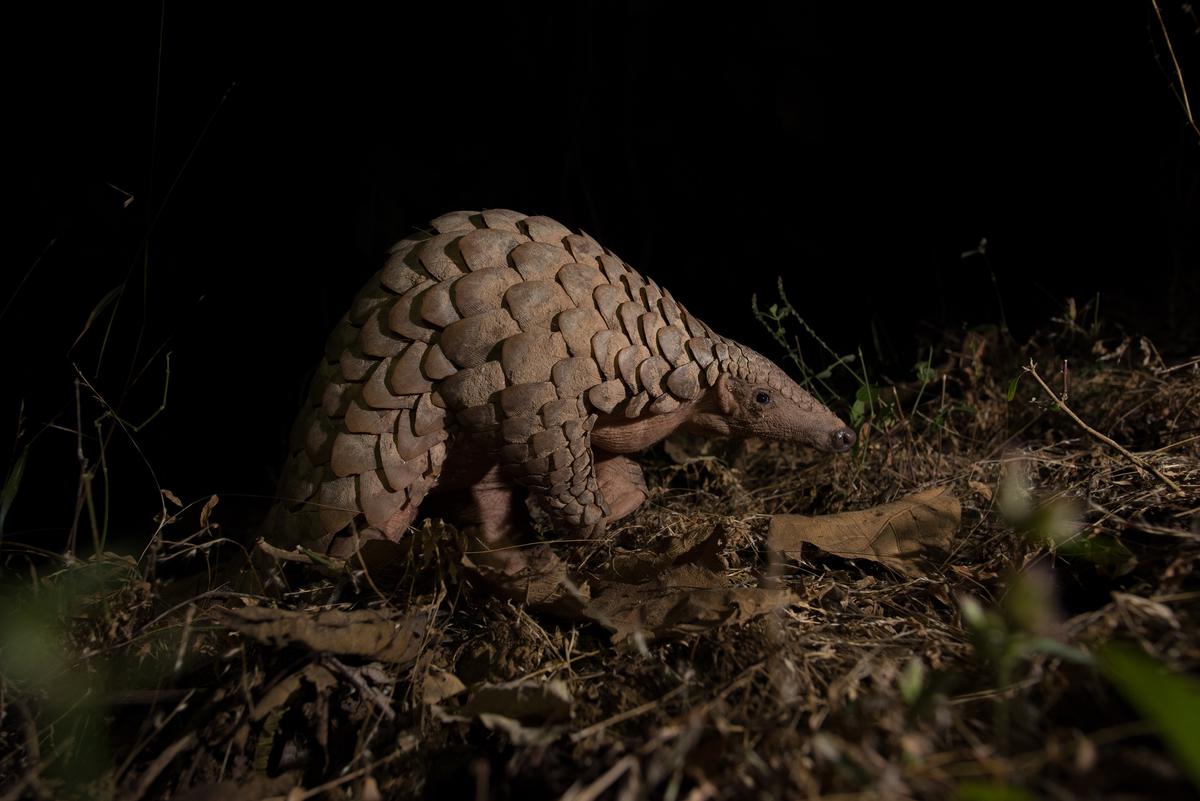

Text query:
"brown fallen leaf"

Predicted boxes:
[[422, 666, 467, 705], [459, 678, 573, 724], [768, 486, 960, 577], [215, 606, 427, 665], [435, 677, 574, 746], [475, 713, 565, 746], [584, 564, 796, 642], [250, 663, 338, 723]]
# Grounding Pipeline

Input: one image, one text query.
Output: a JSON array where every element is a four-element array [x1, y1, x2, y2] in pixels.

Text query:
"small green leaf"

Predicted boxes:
[[1098, 644, 1200, 788], [955, 781, 1034, 801], [958, 595, 987, 631], [899, 658, 926, 706], [1060, 534, 1137, 578], [0, 443, 29, 535], [850, 399, 866, 427], [1023, 637, 1094, 665], [1006, 375, 1020, 402]]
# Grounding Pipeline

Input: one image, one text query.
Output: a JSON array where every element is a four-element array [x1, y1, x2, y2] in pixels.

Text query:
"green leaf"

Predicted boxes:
[[1023, 637, 1094, 666], [899, 658, 925, 706], [1063, 534, 1137, 578], [0, 443, 29, 535], [1006, 375, 1020, 402], [850, 399, 866, 427], [958, 595, 988, 631], [1098, 644, 1200, 788], [955, 781, 1035, 801]]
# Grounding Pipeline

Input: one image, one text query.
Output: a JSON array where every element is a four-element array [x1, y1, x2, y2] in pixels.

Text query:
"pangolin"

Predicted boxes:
[[267, 209, 855, 568]]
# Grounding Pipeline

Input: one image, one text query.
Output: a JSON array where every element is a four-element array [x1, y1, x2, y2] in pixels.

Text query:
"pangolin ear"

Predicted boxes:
[[715, 374, 737, 416]]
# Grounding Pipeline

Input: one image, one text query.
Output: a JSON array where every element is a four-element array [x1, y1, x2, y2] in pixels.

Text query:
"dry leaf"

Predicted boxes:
[[459, 678, 573, 724], [435, 678, 573, 746], [584, 564, 795, 642], [968, 480, 993, 502], [476, 713, 564, 746], [1112, 592, 1180, 630], [199, 494, 219, 528], [250, 664, 337, 722], [216, 606, 427, 664], [422, 667, 467, 705], [768, 486, 960, 577]]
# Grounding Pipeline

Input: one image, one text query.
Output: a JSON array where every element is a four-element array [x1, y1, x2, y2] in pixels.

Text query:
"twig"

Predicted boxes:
[[1025, 360, 1184, 495], [1150, 0, 1200, 140]]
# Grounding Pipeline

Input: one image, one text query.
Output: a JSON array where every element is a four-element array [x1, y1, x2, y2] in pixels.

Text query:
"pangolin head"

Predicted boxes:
[[692, 342, 856, 453]]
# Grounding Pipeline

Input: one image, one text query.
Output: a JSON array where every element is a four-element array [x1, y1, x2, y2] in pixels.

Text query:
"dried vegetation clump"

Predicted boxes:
[[1, 319, 1198, 801]]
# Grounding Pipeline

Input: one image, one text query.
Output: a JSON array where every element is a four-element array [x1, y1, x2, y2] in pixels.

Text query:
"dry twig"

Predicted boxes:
[[1025, 360, 1184, 496]]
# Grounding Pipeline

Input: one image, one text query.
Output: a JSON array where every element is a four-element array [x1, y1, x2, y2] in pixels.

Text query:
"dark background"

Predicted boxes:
[[5, 2, 1198, 546]]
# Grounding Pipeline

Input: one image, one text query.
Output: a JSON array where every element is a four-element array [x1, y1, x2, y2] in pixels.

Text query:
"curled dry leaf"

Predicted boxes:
[[768, 486, 960, 577], [199, 494, 219, 528], [215, 606, 428, 665], [584, 563, 796, 643]]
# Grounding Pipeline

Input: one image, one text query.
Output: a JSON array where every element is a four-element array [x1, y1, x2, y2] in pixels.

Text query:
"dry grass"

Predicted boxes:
[[1, 319, 1197, 801]]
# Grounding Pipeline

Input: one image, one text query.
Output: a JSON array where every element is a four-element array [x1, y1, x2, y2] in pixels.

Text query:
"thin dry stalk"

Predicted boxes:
[[1025, 360, 1184, 495]]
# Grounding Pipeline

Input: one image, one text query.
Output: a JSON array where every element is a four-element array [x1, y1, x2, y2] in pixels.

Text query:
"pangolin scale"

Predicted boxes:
[[267, 209, 854, 563]]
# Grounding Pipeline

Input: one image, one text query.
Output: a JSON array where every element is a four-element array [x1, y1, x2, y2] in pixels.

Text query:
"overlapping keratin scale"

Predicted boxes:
[[269, 209, 802, 551]]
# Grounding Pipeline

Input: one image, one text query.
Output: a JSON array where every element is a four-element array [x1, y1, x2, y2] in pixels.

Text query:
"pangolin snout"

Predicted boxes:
[[830, 426, 856, 452]]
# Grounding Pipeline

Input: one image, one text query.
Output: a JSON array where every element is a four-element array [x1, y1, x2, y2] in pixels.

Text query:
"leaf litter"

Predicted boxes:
[[1, 320, 1198, 800]]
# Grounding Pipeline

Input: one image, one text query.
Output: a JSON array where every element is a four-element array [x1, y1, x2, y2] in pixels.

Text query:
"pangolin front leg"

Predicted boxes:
[[511, 410, 609, 538], [495, 343, 613, 537], [593, 452, 647, 522]]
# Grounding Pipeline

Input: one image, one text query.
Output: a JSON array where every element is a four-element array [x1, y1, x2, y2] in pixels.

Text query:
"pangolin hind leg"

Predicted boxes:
[[459, 464, 530, 574], [321, 396, 450, 557]]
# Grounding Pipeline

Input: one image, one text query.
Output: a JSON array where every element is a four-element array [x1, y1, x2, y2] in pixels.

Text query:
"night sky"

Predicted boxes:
[[7, 2, 1198, 546]]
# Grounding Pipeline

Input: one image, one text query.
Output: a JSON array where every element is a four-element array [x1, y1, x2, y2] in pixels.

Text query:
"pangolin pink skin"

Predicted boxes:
[[266, 209, 854, 566]]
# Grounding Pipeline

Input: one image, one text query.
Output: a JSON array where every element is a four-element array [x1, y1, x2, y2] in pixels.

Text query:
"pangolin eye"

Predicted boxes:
[[754, 391, 770, 405]]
